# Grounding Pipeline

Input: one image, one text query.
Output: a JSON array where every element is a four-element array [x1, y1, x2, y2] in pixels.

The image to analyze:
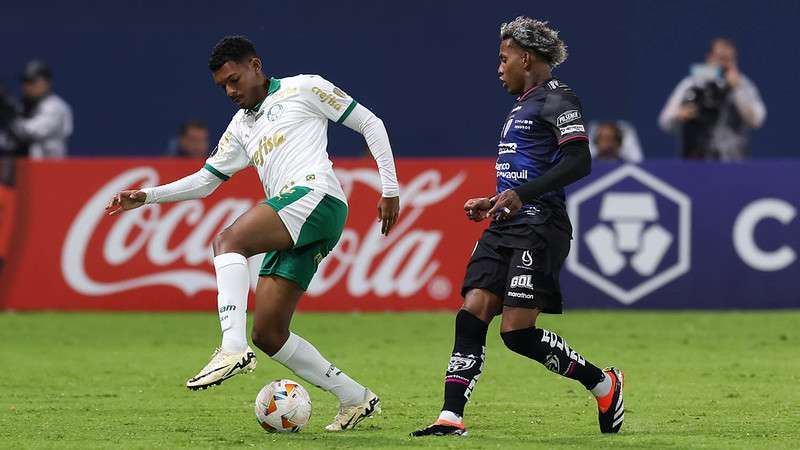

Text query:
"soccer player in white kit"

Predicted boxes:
[[105, 36, 400, 431]]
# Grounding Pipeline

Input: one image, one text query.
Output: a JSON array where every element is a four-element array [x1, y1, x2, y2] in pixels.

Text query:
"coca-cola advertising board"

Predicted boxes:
[[0, 159, 492, 311]]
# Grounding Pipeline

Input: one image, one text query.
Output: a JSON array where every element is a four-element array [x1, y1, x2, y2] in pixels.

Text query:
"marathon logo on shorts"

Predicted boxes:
[[507, 291, 535, 300], [540, 330, 586, 366], [509, 274, 534, 289], [557, 109, 581, 126]]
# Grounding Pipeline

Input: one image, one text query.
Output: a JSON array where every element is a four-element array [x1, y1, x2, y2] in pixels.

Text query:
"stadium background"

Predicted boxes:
[[2, 0, 800, 158], [2, 1, 798, 448]]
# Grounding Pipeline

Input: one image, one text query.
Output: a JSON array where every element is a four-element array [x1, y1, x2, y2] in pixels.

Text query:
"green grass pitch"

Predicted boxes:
[[1, 310, 798, 449]]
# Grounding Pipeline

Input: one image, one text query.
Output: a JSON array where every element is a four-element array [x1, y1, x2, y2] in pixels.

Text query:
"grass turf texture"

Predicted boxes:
[[1, 311, 798, 449]]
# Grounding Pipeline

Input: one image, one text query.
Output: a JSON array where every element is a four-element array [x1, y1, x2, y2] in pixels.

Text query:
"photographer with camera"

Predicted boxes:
[[659, 38, 765, 160]]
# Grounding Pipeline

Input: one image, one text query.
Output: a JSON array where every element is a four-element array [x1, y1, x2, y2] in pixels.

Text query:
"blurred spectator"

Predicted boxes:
[[588, 120, 643, 163], [658, 38, 766, 160], [0, 84, 18, 273], [12, 60, 73, 159], [0, 84, 22, 156], [0, 154, 15, 273], [166, 120, 210, 158]]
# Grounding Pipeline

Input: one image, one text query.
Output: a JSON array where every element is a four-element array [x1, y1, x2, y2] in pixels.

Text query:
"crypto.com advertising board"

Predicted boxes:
[[0, 159, 797, 311]]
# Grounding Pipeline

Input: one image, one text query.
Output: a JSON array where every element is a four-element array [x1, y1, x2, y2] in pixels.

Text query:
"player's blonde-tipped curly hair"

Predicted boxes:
[[500, 16, 568, 67]]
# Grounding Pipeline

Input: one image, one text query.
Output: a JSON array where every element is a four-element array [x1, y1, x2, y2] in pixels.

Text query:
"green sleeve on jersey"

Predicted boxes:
[[203, 163, 230, 181], [336, 100, 358, 124]]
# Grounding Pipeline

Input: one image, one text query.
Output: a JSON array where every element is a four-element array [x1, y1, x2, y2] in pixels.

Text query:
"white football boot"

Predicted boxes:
[[186, 346, 257, 390], [324, 390, 381, 431]]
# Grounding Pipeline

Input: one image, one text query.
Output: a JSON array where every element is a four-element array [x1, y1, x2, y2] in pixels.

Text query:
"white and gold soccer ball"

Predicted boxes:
[[254, 379, 312, 433]]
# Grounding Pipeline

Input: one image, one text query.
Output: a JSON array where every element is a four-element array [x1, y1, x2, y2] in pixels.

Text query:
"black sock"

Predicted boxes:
[[441, 309, 488, 417], [501, 327, 605, 390]]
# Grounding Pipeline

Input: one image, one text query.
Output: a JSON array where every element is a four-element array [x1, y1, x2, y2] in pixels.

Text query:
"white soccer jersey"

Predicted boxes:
[[203, 74, 359, 203]]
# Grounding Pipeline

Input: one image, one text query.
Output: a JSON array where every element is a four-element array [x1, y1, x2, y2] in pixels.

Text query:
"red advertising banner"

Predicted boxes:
[[0, 159, 494, 311]]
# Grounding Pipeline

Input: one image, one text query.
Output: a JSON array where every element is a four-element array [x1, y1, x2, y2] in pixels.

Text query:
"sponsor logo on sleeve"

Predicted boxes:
[[559, 124, 585, 135], [556, 110, 581, 126], [311, 86, 344, 111]]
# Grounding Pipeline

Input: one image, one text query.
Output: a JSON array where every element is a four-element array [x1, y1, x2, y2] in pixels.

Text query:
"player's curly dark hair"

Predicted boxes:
[[208, 36, 258, 71], [500, 17, 568, 67]]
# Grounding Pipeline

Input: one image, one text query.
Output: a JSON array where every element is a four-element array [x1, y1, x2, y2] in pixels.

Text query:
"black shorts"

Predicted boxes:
[[461, 214, 571, 314]]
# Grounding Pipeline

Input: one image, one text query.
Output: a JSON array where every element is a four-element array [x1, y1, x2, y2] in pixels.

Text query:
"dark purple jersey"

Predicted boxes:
[[495, 78, 588, 216]]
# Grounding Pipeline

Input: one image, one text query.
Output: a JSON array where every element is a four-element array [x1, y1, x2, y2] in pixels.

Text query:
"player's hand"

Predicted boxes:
[[464, 198, 492, 222], [487, 189, 522, 221], [105, 190, 147, 216], [377, 196, 400, 236]]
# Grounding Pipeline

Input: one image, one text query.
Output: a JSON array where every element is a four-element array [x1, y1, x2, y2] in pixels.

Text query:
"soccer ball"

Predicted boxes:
[[254, 379, 312, 433]]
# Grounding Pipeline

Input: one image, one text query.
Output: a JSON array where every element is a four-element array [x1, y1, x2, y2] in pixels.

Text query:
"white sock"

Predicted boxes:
[[590, 373, 612, 397], [214, 253, 249, 353], [272, 332, 367, 406], [437, 410, 462, 424]]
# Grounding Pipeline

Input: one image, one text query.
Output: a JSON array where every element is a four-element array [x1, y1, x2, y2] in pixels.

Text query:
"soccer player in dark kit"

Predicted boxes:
[[411, 17, 625, 437]]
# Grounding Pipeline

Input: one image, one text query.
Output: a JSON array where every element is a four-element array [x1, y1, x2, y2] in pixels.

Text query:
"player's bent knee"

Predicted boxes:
[[213, 227, 244, 256], [501, 327, 544, 359], [499, 306, 540, 333], [251, 327, 289, 357], [462, 289, 502, 323]]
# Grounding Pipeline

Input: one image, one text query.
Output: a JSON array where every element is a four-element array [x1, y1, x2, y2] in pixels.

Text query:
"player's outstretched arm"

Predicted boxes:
[[301, 76, 400, 235], [340, 103, 400, 236], [105, 190, 147, 215], [105, 169, 223, 216]]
